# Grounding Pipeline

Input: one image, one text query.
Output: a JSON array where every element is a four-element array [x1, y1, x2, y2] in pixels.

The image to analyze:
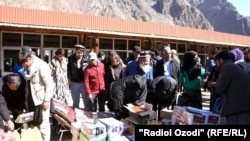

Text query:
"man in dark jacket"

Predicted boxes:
[[215, 51, 250, 124], [154, 46, 180, 81], [67, 44, 89, 109], [146, 76, 177, 119], [109, 75, 155, 119], [2, 73, 26, 129], [0, 93, 14, 131]]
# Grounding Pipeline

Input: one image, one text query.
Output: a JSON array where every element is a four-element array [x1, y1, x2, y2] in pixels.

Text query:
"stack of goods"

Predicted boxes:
[[99, 117, 127, 141], [171, 106, 221, 125], [51, 98, 68, 115], [80, 118, 107, 141], [124, 103, 156, 124]]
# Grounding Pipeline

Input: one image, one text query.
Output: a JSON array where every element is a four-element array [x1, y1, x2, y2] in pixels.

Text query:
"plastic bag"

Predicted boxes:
[[7, 130, 20, 141], [20, 127, 42, 141]]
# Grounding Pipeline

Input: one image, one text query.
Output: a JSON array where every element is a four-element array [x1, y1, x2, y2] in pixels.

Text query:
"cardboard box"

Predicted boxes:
[[160, 108, 173, 119], [108, 136, 129, 141], [81, 119, 106, 141], [124, 103, 156, 124], [79, 132, 106, 141], [15, 112, 33, 123], [71, 122, 82, 137], [171, 106, 221, 125], [99, 117, 124, 139]]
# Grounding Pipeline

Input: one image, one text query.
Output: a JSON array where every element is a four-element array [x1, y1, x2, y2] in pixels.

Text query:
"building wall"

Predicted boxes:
[[0, 27, 239, 76]]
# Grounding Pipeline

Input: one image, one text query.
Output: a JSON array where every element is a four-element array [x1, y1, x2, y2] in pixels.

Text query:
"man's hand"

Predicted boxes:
[[42, 101, 50, 111], [6, 120, 14, 131], [89, 94, 94, 103]]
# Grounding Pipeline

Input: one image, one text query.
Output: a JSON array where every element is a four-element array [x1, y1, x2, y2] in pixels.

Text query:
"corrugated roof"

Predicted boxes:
[[0, 5, 250, 46]]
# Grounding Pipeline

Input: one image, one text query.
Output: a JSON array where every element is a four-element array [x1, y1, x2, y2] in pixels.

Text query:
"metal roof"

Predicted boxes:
[[0, 5, 250, 47]]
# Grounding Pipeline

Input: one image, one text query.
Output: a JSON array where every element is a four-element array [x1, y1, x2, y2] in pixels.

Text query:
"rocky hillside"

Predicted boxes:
[[1, 0, 249, 35], [188, 0, 250, 36]]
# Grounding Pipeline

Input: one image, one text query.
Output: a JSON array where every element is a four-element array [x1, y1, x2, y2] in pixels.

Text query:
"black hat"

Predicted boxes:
[[132, 46, 141, 53], [75, 44, 86, 51], [214, 50, 230, 61], [21, 46, 34, 55], [139, 50, 151, 58]]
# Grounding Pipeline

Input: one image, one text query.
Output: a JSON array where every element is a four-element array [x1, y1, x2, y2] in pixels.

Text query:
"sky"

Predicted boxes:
[[227, 0, 250, 16]]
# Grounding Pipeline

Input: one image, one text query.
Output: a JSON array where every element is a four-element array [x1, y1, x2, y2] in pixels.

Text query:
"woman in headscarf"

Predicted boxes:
[[228, 48, 250, 76], [178, 51, 205, 109], [49, 49, 73, 106]]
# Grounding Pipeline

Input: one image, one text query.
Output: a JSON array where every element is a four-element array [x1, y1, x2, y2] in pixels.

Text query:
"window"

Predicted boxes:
[[99, 38, 113, 49], [188, 44, 197, 51], [177, 44, 186, 53], [114, 39, 126, 50], [3, 49, 20, 72], [155, 42, 165, 49], [23, 34, 41, 47], [170, 43, 177, 50], [86, 37, 95, 49], [116, 51, 127, 62], [144, 40, 150, 49], [44, 35, 60, 47], [62, 36, 77, 48], [2, 33, 21, 46], [198, 46, 207, 54], [128, 40, 140, 50]]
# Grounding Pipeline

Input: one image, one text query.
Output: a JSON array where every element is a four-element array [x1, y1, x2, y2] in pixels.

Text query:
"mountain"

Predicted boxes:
[[1, 0, 249, 36], [188, 0, 250, 36]]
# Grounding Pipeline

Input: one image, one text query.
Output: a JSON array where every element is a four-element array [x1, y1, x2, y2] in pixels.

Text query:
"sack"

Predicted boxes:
[[32, 105, 43, 126]]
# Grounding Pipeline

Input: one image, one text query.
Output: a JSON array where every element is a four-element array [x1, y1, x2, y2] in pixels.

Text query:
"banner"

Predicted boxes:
[[135, 125, 250, 140]]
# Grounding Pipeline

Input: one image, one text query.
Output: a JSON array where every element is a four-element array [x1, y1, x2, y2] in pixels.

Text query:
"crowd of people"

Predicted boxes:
[[1, 44, 250, 141]]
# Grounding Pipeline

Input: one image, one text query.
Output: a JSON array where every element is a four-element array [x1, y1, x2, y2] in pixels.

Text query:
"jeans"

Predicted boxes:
[[70, 82, 88, 109]]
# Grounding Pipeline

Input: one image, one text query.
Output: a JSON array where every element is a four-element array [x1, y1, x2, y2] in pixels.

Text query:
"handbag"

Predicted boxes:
[[32, 105, 43, 126], [175, 92, 186, 106]]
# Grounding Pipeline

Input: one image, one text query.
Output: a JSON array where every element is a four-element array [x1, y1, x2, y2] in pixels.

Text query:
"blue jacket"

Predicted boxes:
[[123, 61, 153, 80]]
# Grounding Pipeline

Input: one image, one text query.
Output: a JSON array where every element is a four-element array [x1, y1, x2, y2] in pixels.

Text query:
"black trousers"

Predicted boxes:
[[85, 91, 106, 112]]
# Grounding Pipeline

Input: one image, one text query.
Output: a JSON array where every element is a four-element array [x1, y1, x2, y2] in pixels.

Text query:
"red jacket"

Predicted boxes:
[[84, 62, 105, 95]]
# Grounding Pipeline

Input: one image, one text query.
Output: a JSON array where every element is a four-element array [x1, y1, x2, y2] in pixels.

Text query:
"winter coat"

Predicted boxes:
[[110, 75, 147, 110]]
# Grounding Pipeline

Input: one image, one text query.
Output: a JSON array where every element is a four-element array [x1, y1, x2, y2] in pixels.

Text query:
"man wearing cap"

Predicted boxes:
[[125, 46, 141, 64], [84, 52, 106, 112], [123, 50, 153, 80], [67, 44, 89, 109], [18, 46, 53, 141]]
